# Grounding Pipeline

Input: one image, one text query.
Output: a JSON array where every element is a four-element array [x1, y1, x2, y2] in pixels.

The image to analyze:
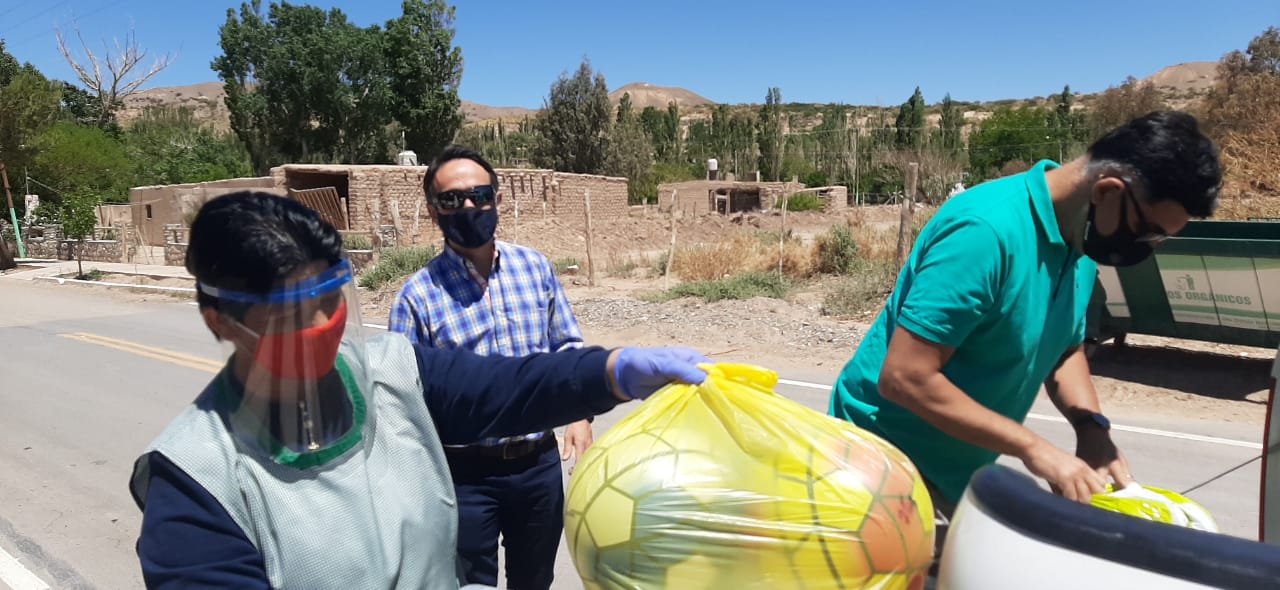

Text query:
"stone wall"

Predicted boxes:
[[165, 243, 188, 267], [24, 238, 58, 259], [59, 240, 126, 263], [16, 225, 63, 259], [164, 225, 190, 267]]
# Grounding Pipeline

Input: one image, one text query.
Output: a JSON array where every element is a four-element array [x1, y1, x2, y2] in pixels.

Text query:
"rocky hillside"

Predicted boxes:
[[113, 61, 1219, 132], [608, 82, 715, 110]]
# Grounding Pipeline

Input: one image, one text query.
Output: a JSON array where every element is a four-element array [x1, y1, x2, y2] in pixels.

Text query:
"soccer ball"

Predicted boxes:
[[564, 365, 934, 590]]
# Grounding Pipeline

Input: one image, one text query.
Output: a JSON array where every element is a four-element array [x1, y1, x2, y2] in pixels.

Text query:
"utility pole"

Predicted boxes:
[[1, 163, 25, 258]]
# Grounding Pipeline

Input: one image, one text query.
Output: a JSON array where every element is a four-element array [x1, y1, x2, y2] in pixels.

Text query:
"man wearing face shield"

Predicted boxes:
[[826, 111, 1222, 569], [388, 145, 592, 590], [128, 191, 710, 590]]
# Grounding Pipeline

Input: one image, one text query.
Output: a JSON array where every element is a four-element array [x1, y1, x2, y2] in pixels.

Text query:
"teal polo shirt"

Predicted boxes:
[[829, 160, 1097, 504]]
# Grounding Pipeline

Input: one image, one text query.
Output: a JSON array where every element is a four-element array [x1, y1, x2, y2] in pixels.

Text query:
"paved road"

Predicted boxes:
[[0, 280, 1268, 589]]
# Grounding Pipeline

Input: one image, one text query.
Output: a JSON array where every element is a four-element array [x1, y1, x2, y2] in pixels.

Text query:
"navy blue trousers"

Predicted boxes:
[[447, 441, 564, 590]]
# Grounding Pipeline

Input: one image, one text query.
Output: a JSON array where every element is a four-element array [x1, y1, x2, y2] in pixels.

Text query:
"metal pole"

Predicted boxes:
[[1, 163, 25, 258]]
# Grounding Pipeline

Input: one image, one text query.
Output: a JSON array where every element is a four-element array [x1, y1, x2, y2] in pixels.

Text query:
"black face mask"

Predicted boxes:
[[1081, 192, 1155, 267], [437, 207, 498, 249]]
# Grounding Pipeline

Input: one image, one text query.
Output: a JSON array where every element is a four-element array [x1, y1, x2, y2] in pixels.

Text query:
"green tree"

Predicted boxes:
[[605, 92, 655, 203], [385, 0, 464, 160], [0, 72, 62, 195], [0, 40, 22, 87], [894, 87, 926, 149], [1245, 26, 1280, 74], [1200, 25, 1280, 138], [757, 87, 783, 181], [61, 189, 99, 278], [968, 106, 1057, 179], [57, 82, 106, 127], [531, 58, 611, 174], [939, 93, 963, 151], [1051, 85, 1088, 160], [126, 106, 253, 186], [213, 1, 462, 173], [30, 121, 130, 203]]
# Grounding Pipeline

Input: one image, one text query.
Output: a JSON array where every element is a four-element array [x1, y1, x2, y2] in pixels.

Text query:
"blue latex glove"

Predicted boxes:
[[613, 347, 711, 400]]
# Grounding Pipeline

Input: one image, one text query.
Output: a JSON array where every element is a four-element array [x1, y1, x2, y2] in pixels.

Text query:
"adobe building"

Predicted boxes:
[[656, 178, 849, 217], [129, 165, 629, 247]]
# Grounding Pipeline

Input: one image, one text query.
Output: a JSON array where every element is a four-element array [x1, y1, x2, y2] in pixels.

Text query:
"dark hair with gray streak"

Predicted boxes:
[[1086, 111, 1221, 218]]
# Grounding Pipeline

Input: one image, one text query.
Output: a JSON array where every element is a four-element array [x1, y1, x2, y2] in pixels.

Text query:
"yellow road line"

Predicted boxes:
[[60, 332, 223, 374]]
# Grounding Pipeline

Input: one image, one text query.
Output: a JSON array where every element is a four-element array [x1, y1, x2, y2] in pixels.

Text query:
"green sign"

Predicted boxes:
[[1157, 254, 1272, 330]]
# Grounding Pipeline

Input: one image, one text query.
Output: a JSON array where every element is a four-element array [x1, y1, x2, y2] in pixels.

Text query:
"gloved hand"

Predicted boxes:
[[613, 346, 710, 400]]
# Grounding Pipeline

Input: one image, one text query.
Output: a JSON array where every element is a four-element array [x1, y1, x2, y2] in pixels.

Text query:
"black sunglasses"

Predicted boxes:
[[432, 185, 496, 210], [1119, 184, 1170, 244]]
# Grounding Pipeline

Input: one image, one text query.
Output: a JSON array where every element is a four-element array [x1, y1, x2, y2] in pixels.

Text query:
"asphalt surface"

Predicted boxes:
[[0, 280, 1268, 589]]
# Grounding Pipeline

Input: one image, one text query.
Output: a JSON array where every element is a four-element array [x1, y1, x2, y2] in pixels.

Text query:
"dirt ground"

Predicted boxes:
[[41, 203, 1274, 429], [365, 203, 1274, 428], [550, 278, 1273, 428]]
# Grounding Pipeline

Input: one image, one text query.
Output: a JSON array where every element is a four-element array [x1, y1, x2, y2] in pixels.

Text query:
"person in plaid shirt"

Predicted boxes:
[[388, 145, 592, 590]]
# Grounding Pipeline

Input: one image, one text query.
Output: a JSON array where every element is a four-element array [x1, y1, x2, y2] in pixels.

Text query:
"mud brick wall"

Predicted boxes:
[[656, 180, 803, 217], [349, 167, 430, 245], [274, 165, 630, 248], [131, 177, 279, 246], [820, 186, 850, 212]]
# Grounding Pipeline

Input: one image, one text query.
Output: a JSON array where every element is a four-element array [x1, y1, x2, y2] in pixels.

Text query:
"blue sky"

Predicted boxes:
[[0, 1, 1272, 108]]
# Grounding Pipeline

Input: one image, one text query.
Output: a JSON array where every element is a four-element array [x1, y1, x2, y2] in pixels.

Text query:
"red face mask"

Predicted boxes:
[[253, 301, 348, 380]]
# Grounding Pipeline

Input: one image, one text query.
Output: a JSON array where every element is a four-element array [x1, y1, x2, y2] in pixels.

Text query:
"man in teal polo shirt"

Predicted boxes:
[[829, 112, 1222, 541]]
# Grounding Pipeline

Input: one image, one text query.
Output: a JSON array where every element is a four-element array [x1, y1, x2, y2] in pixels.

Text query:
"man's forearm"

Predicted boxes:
[[1044, 345, 1102, 422], [881, 370, 1043, 459]]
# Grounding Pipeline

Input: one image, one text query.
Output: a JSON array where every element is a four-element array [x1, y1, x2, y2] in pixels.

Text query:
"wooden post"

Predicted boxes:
[[583, 190, 596, 287], [410, 197, 423, 246], [513, 191, 521, 246], [896, 162, 919, 271], [663, 189, 679, 289], [1, 163, 24, 259], [389, 200, 404, 248], [778, 187, 790, 277]]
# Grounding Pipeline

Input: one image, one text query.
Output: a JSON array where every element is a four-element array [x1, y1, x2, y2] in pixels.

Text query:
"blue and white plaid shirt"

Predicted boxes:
[[388, 240, 584, 447]]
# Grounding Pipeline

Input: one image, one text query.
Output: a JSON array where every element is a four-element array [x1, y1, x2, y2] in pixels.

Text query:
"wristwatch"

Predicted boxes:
[[1071, 411, 1111, 431]]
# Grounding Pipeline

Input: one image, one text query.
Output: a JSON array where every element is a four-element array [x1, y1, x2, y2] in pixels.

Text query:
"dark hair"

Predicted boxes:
[[422, 144, 499, 201], [1087, 111, 1222, 218], [187, 191, 343, 314]]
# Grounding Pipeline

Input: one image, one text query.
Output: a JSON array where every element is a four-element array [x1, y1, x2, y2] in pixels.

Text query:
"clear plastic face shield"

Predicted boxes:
[[199, 258, 371, 467]]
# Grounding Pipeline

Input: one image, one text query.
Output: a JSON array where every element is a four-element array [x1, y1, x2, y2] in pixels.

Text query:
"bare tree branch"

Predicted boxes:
[[55, 23, 175, 128]]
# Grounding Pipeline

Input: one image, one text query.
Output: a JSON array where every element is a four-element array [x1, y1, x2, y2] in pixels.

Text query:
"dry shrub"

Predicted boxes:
[[669, 233, 815, 281], [670, 235, 761, 281], [1215, 112, 1280, 219], [851, 224, 898, 263]]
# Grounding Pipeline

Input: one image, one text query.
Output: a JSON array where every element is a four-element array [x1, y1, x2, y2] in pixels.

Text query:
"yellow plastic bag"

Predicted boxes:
[[564, 363, 936, 590], [1090, 483, 1220, 532]]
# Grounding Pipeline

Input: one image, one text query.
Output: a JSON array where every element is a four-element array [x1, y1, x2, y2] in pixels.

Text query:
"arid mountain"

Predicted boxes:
[[113, 62, 1219, 133], [608, 82, 715, 110], [116, 81, 231, 132], [460, 100, 536, 122], [1140, 61, 1219, 94]]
